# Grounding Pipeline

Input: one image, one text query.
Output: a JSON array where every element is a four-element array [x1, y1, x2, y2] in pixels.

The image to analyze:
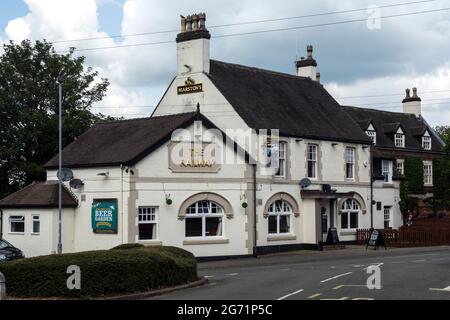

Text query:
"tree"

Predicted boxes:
[[435, 125, 450, 154], [0, 40, 110, 198], [404, 157, 424, 194]]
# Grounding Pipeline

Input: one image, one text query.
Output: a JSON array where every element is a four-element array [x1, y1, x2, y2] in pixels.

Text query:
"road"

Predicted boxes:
[[151, 246, 450, 300]]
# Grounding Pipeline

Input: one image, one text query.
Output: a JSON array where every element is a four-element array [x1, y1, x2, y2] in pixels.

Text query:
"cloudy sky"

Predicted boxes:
[[1, 0, 450, 126]]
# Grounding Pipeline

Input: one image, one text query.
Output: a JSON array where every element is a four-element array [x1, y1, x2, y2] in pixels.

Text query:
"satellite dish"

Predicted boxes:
[[57, 168, 73, 182], [69, 179, 84, 189], [299, 178, 312, 189]]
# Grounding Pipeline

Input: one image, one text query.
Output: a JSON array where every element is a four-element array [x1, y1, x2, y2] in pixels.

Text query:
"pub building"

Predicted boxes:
[[0, 13, 443, 258]]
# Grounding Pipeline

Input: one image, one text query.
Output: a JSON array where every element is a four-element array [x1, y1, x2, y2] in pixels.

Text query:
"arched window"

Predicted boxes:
[[268, 200, 292, 234], [340, 199, 360, 230], [185, 201, 224, 238]]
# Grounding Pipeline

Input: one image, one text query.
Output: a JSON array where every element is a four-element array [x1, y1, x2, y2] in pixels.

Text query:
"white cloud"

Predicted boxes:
[[1, 0, 450, 125], [5, 17, 31, 42], [326, 64, 450, 126]]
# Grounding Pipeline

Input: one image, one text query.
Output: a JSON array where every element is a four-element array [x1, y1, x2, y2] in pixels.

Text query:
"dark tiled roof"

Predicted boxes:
[[0, 182, 78, 208], [207, 60, 372, 144], [44, 112, 198, 168], [342, 106, 444, 153]]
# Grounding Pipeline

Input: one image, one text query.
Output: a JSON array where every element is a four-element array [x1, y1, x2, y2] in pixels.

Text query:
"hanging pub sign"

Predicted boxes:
[[91, 199, 118, 234], [177, 77, 203, 95], [366, 228, 387, 250]]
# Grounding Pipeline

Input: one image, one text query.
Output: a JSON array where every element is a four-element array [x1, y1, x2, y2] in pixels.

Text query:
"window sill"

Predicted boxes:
[[138, 240, 162, 246], [31, 233, 41, 236], [267, 234, 296, 242], [183, 238, 229, 245], [8, 232, 25, 235], [339, 230, 357, 236]]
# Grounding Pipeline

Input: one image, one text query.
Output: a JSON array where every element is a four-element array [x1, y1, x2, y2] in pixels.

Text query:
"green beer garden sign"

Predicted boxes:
[[91, 199, 118, 234]]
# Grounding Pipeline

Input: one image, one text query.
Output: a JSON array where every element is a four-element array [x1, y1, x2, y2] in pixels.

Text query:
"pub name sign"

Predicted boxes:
[[177, 77, 203, 95]]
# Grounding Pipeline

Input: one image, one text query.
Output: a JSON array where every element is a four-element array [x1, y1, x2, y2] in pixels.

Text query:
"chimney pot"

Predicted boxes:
[[405, 88, 411, 98], [307, 45, 313, 59], [186, 15, 192, 31], [180, 15, 187, 32], [199, 13, 206, 29], [192, 14, 199, 30], [316, 72, 321, 83], [412, 87, 418, 98]]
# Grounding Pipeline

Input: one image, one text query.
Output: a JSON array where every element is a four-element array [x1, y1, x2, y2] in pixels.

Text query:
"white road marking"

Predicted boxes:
[[333, 284, 374, 290], [429, 286, 450, 292], [307, 293, 322, 299], [320, 272, 353, 283], [226, 273, 239, 276], [330, 266, 336, 269], [321, 297, 350, 300], [277, 289, 304, 300], [363, 262, 383, 270], [204, 275, 214, 278], [411, 259, 426, 263], [353, 265, 364, 268]]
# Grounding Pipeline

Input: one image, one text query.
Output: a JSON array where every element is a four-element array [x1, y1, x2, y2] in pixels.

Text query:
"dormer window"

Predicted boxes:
[[365, 123, 376, 144], [422, 131, 431, 150], [395, 128, 405, 148], [366, 130, 376, 144]]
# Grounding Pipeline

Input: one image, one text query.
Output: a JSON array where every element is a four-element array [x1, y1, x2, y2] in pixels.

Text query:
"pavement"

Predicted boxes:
[[149, 245, 450, 300]]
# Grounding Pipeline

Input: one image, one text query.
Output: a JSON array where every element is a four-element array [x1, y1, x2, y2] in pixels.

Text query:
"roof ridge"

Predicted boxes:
[[210, 59, 312, 82], [342, 105, 416, 117], [96, 111, 197, 125]]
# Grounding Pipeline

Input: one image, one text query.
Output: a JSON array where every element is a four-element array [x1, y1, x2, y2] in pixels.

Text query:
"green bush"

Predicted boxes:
[[0, 246, 197, 298], [111, 243, 145, 250], [404, 157, 424, 194]]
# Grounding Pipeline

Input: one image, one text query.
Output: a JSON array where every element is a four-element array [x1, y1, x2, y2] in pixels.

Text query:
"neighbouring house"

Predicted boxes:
[[0, 13, 413, 258], [343, 91, 446, 219]]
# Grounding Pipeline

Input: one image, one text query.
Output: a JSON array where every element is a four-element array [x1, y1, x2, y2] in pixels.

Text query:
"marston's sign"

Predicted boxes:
[[177, 77, 203, 95]]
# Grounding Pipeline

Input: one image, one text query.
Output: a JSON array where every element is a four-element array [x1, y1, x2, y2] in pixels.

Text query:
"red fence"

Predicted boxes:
[[356, 228, 450, 247]]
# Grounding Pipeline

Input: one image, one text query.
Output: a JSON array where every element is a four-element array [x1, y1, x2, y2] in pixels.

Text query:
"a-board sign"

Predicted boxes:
[[326, 227, 339, 245], [366, 229, 386, 249]]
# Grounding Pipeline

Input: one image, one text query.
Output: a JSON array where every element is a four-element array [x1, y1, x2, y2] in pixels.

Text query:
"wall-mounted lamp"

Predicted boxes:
[[125, 168, 135, 175], [362, 145, 370, 150], [295, 138, 303, 143], [332, 142, 339, 147], [97, 171, 109, 177]]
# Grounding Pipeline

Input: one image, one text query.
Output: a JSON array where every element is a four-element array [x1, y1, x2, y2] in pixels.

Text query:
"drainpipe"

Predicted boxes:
[[252, 164, 258, 257], [370, 146, 374, 228], [120, 164, 124, 244], [0, 209, 3, 239]]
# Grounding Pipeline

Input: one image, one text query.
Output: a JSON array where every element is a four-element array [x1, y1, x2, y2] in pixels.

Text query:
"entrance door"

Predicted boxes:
[[321, 206, 328, 242]]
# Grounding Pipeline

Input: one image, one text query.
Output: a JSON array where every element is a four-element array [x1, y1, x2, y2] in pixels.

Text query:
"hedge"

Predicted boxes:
[[0, 246, 197, 299]]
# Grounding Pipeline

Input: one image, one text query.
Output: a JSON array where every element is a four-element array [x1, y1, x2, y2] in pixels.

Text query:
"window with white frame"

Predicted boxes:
[[274, 141, 286, 177], [384, 206, 392, 229], [423, 160, 433, 186], [185, 201, 224, 238], [32, 215, 40, 234], [138, 207, 158, 240], [395, 133, 405, 148], [396, 159, 404, 175], [340, 199, 359, 229], [307, 144, 317, 179], [267, 200, 292, 235], [422, 135, 431, 150], [9, 216, 25, 233], [366, 130, 376, 144], [382, 160, 392, 183], [345, 147, 355, 180]]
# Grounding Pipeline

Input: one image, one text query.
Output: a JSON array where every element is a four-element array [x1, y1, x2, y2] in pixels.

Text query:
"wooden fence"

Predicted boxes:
[[356, 228, 450, 247]]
